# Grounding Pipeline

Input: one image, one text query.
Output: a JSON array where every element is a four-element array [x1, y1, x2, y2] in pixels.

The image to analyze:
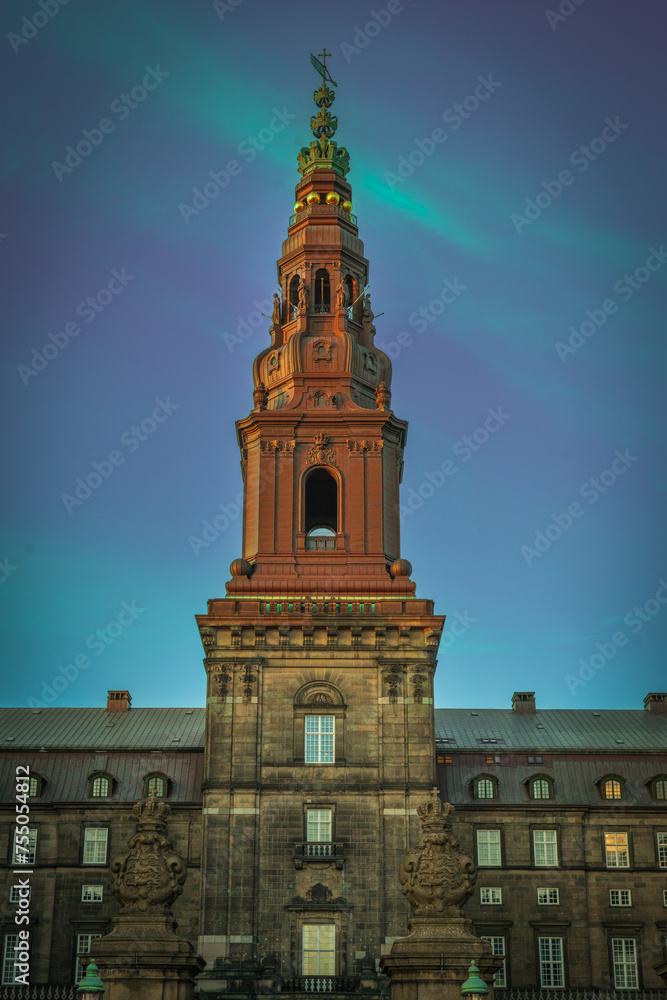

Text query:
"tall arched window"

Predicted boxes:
[[530, 776, 553, 800], [314, 268, 330, 313], [601, 776, 624, 800], [344, 274, 355, 308], [88, 773, 112, 798], [304, 468, 338, 549], [474, 775, 498, 800], [289, 275, 300, 317]]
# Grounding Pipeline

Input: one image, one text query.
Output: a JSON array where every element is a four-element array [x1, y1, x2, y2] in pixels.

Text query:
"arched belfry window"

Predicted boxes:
[[289, 275, 300, 317], [304, 468, 338, 549], [344, 274, 355, 309], [314, 269, 330, 313]]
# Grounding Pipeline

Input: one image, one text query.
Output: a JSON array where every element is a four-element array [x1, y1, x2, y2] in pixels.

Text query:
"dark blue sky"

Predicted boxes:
[[2, 0, 666, 711]]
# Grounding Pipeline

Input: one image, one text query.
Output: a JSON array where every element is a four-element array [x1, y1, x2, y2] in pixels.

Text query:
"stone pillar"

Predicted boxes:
[[380, 788, 502, 1000], [91, 789, 204, 1000]]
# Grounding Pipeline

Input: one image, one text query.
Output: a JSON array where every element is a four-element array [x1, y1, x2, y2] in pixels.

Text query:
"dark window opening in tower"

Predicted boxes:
[[314, 269, 331, 313], [305, 469, 337, 549], [344, 274, 355, 308], [289, 275, 300, 318]]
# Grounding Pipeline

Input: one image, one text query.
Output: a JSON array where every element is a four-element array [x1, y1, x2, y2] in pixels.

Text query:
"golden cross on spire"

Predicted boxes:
[[310, 49, 337, 88]]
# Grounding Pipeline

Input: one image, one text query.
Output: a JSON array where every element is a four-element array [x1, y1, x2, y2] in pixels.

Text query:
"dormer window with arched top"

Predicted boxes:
[[88, 772, 114, 798], [143, 773, 170, 798], [314, 268, 330, 313], [474, 774, 498, 800], [529, 775, 554, 800], [600, 775, 625, 801]]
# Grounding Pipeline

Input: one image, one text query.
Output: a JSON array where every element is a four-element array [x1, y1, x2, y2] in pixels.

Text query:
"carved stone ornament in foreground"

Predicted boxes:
[[398, 787, 476, 917], [109, 788, 187, 912]]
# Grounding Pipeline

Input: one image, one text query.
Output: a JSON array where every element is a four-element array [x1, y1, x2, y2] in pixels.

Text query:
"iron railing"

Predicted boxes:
[[293, 842, 345, 860], [284, 976, 358, 993], [495, 991, 667, 1000], [0, 987, 77, 999]]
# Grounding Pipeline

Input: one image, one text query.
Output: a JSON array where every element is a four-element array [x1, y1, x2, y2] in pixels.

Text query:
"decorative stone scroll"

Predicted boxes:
[[398, 788, 476, 917], [109, 789, 187, 912]]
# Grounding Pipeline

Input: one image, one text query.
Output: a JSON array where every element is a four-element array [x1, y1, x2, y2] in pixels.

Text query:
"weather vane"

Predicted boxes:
[[310, 49, 337, 88]]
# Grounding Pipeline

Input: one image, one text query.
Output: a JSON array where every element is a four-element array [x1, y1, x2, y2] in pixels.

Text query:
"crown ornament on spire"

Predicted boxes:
[[298, 50, 350, 178]]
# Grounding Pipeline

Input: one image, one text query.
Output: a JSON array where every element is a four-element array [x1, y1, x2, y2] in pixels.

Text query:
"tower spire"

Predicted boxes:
[[299, 52, 349, 177]]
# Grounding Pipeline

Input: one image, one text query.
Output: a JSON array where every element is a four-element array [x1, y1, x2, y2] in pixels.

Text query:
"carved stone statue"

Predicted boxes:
[[271, 293, 281, 326], [336, 281, 347, 308], [398, 788, 476, 918], [298, 278, 308, 310], [108, 788, 187, 912]]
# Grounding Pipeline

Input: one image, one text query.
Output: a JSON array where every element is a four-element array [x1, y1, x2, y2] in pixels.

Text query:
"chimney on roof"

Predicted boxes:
[[643, 693, 667, 714], [107, 690, 131, 712], [512, 691, 536, 714]]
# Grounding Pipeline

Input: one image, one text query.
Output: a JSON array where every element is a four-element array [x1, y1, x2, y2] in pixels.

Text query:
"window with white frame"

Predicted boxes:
[[480, 887, 502, 904], [83, 828, 108, 865], [539, 936, 564, 988], [533, 829, 558, 866], [657, 832, 667, 868], [663, 889, 667, 907], [90, 775, 110, 797], [475, 776, 497, 799], [75, 933, 102, 983], [653, 778, 667, 800], [481, 935, 506, 988], [612, 938, 638, 989], [305, 716, 334, 764], [605, 832, 629, 868], [302, 924, 335, 976], [476, 830, 501, 867], [12, 828, 37, 865], [306, 809, 332, 843], [530, 777, 552, 800], [2, 934, 20, 986], [81, 885, 104, 902], [537, 888, 559, 905], [9, 886, 30, 904], [610, 889, 632, 906]]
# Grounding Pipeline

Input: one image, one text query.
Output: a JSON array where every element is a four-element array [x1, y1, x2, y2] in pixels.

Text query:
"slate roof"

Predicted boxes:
[[0, 707, 205, 751], [434, 708, 667, 753]]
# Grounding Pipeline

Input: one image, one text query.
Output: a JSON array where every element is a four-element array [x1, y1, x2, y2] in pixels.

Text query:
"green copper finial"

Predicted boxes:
[[298, 51, 350, 178], [77, 958, 105, 993], [461, 961, 489, 997]]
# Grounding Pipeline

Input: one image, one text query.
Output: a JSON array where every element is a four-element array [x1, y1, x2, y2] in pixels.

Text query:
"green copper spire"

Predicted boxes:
[[297, 50, 350, 178]]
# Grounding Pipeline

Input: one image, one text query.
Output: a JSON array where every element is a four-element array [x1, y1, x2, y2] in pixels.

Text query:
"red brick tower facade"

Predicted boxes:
[[196, 56, 445, 996]]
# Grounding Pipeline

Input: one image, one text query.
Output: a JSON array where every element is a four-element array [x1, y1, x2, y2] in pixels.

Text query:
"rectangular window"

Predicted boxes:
[[605, 832, 629, 868], [75, 933, 102, 983], [302, 924, 335, 976], [537, 888, 559, 905], [539, 936, 564, 988], [612, 938, 638, 989], [82, 885, 104, 902], [481, 936, 506, 988], [2, 935, 20, 986], [12, 828, 37, 865], [480, 887, 502, 904], [307, 809, 332, 843], [83, 828, 108, 865], [533, 830, 558, 867], [657, 832, 667, 868], [663, 889, 667, 907], [9, 886, 30, 904], [305, 716, 334, 764], [610, 889, 632, 906], [476, 830, 501, 867]]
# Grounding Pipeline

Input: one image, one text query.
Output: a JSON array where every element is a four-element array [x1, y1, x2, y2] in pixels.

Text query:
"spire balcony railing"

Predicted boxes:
[[261, 601, 377, 614], [305, 536, 336, 550], [289, 204, 357, 227]]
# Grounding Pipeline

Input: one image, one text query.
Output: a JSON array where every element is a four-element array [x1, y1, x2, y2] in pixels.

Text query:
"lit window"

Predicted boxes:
[[657, 833, 667, 868], [12, 829, 37, 865], [475, 777, 496, 800], [75, 933, 102, 983], [2, 934, 20, 986], [531, 777, 552, 800], [480, 887, 502, 904], [481, 936, 506, 987], [539, 937, 564, 988], [612, 938, 638, 989], [603, 778, 622, 800], [83, 828, 108, 865], [146, 776, 165, 797], [654, 778, 667, 800], [537, 888, 559, 905], [28, 776, 39, 797], [9, 886, 30, 904], [81, 885, 104, 903], [305, 716, 334, 764], [476, 830, 501, 867], [605, 832, 629, 868], [91, 776, 110, 798], [307, 809, 332, 843], [302, 925, 335, 976], [533, 830, 558, 867], [610, 889, 632, 906]]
